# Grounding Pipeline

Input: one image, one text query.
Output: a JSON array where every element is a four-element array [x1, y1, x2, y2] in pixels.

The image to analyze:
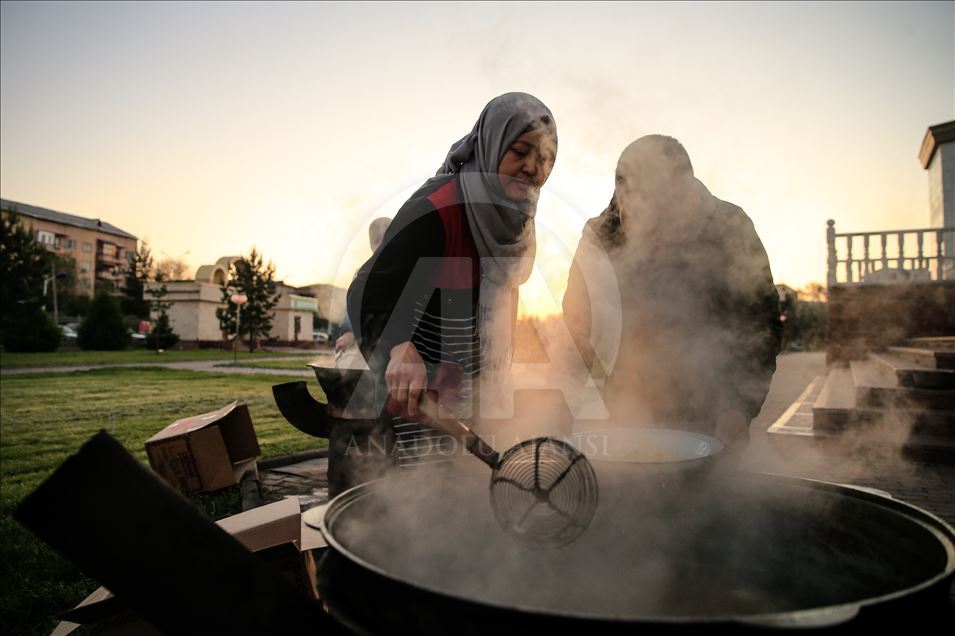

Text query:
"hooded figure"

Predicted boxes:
[[347, 92, 557, 468], [563, 135, 781, 449]]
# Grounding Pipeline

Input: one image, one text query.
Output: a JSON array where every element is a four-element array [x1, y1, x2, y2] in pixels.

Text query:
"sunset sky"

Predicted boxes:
[[2, 1, 953, 317]]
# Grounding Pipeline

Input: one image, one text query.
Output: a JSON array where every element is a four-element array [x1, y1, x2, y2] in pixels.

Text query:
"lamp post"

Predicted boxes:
[[230, 293, 248, 363], [43, 266, 67, 326]]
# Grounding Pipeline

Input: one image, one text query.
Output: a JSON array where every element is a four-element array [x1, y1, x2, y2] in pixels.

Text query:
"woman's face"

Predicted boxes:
[[498, 128, 557, 202]]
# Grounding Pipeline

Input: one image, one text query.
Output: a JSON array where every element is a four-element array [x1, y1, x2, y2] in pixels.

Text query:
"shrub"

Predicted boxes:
[[2, 303, 61, 352], [78, 293, 130, 350], [146, 312, 179, 350], [64, 294, 91, 317]]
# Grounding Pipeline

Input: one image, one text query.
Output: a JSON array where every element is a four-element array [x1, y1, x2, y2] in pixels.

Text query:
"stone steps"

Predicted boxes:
[[771, 340, 955, 461], [869, 351, 955, 389], [851, 359, 955, 410], [907, 336, 955, 351], [887, 346, 955, 370]]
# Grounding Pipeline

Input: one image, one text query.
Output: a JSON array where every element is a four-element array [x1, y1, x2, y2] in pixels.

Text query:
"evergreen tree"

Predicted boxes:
[[145, 282, 179, 350], [78, 292, 131, 350], [122, 240, 154, 318], [0, 211, 51, 343], [3, 303, 61, 352], [216, 247, 280, 352]]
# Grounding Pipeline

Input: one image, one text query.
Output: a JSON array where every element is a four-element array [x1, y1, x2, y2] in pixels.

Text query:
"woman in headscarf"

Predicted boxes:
[[347, 92, 557, 469], [563, 135, 781, 452]]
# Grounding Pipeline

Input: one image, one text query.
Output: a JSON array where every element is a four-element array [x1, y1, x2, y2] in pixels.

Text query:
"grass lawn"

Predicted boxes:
[[0, 367, 328, 636], [0, 347, 320, 369]]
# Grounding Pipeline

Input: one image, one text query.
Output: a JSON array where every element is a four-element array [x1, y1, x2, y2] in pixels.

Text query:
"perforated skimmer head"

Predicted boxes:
[[489, 437, 599, 549]]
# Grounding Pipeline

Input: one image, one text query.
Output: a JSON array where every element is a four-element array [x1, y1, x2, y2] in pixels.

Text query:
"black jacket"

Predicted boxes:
[[346, 175, 480, 381]]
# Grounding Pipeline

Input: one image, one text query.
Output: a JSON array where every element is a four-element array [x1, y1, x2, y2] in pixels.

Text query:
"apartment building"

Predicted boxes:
[[1, 198, 137, 294]]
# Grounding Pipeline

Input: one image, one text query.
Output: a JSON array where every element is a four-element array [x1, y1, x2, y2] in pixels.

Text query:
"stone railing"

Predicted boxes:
[[827, 220, 955, 287]]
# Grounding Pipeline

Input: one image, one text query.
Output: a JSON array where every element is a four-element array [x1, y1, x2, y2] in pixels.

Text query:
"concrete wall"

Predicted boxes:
[[827, 281, 955, 364], [298, 283, 347, 323], [928, 143, 955, 265], [149, 281, 226, 342], [928, 142, 955, 229], [150, 280, 320, 344], [270, 308, 314, 341], [270, 287, 317, 340]]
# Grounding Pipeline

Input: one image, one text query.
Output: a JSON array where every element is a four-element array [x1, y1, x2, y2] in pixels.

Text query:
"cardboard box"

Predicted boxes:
[[52, 497, 327, 635], [216, 496, 302, 551], [51, 586, 159, 635], [144, 401, 260, 492]]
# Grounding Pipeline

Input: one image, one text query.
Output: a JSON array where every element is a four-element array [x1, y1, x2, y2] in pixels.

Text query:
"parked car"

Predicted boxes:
[[61, 324, 78, 342], [313, 332, 330, 343]]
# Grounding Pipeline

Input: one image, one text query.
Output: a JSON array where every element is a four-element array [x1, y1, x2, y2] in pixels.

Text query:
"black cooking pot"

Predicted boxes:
[[306, 460, 955, 633], [272, 365, 392, 498]]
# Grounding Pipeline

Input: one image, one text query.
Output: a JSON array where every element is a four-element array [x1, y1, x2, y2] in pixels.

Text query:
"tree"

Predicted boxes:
[[0, 211, 52, 343], [78, 292, 130, 350], [94, 278, 116, 296], [154, 256, 190, 282], [122, 240, 154, 318], [777, 282, 828, 352], [798, 282, 828, 303], [64, 294, 92, 317], [43, 252, 79, 314], [145, 282, 179, 351], [216, 247, 280, 352], [3, 303, 61, 352]]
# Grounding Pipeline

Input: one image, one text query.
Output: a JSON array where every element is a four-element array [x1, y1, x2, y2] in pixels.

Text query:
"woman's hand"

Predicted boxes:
[[386, 341, 428, 417], [335, 331, 354, 354]]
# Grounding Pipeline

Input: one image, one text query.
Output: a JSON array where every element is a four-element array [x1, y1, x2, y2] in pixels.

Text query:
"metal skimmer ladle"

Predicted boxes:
[[395, 393, 599, 549]]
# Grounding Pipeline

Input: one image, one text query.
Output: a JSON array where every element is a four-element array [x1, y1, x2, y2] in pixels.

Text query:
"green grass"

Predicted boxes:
[[0, 347, 319, 369], [0, 367, 328, 635]]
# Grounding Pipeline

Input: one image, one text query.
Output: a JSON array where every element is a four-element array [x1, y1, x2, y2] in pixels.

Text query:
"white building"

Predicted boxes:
[[919, 120, 955, 263], [147, 256, 317, 344]]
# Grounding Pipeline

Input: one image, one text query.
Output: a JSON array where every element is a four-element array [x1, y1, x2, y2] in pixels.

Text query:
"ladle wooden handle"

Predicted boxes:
[[387, 392, 500, 468]]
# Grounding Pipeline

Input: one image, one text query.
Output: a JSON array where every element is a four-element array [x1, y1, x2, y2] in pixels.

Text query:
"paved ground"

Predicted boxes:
[[259, 457, 329, 508], [745, 352, 955, 528]]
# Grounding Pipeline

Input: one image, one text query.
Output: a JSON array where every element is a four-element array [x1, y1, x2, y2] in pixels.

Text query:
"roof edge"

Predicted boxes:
[[0, 197, 137, 241], [919, 120, 955, 168]]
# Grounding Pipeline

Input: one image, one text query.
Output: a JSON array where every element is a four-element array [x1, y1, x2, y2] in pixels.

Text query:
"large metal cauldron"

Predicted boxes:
[[309, 459, 955, 633]]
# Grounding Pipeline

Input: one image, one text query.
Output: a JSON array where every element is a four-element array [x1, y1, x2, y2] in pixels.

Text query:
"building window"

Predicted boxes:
[[126, 250, 135, 261], [37, 230, 56, 246], [82, 279, 91, 289], [65, 239, 76, 249], [82, 242, 92, 253], [81, 261, 91, 273]]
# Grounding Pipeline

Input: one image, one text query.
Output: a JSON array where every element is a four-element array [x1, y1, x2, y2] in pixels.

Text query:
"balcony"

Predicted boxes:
[[96, 250, 124, 266], [827, 221, 955, 287]]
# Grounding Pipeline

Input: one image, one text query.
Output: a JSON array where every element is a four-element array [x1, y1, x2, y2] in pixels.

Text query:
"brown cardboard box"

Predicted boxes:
[[216, 496, 301, 550], [51, 586, 160, 635], [51, 497, 326, 634], [144, 401, 260, 492]]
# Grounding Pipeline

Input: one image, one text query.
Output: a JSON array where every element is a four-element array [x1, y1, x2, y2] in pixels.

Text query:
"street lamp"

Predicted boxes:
[[230, 292, 248, 363], [43, 268, 68, 326]]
